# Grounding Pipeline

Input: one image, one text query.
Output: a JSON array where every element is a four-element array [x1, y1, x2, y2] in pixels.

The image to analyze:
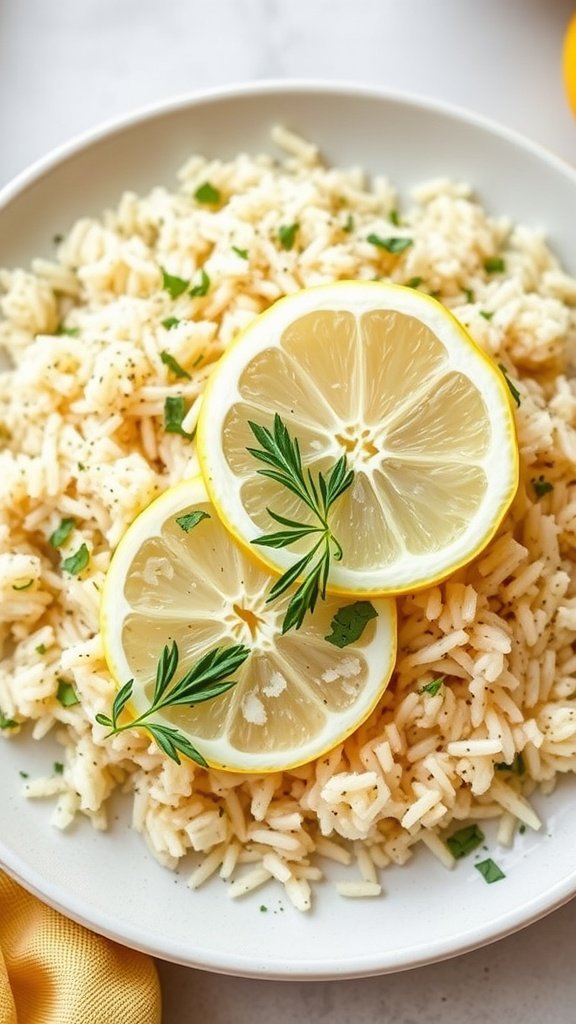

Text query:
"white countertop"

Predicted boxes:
[[2, 0, 576, 1019]]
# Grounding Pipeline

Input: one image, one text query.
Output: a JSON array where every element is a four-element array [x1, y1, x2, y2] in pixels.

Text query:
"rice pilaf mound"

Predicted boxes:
[[1, 126, 575, 911]]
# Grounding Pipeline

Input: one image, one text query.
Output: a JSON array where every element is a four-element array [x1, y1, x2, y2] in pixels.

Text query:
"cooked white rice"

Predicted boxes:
[[1, 127, 576, 911]]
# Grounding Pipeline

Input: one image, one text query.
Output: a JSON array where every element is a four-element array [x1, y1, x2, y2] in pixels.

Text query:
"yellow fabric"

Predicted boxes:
[[0, 872, 161, 1024]]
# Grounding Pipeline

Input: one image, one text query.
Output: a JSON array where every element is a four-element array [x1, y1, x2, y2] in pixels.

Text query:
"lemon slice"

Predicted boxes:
[[197, 281, 518, 595], [564, 13, 576, 114], [100, 476, 397, 772]]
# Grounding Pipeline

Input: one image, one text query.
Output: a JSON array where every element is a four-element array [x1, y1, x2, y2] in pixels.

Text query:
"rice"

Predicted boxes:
[[1, 128, 575, 912]]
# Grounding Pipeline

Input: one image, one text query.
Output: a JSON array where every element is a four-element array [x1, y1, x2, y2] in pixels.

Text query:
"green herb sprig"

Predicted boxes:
[[95, 641, 249, 766], [247, 415, 354, 633]]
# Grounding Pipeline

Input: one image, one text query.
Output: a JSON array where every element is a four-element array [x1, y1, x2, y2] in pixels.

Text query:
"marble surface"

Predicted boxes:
[[1, 0, 576, 1020]]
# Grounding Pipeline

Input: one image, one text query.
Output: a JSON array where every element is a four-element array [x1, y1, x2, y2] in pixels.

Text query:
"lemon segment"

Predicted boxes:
[[100, 476, 397, 773], [197, 281, 519, 595]]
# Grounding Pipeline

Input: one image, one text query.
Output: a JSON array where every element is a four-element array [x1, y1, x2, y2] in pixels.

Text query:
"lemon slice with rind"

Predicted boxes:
[[100, 476, 397, 772], [197, 281, 518, 595]]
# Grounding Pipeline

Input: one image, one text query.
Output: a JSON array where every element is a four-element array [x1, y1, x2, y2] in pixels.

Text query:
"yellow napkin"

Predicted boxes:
[[0, 872, 161, 1024]]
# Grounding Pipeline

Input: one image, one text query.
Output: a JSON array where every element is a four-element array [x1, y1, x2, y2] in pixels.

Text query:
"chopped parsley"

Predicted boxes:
[[55, 325, 80, 337], [0, 710, 18, 729], [259, 904, 268, 913], [446, 823, 485, 859], [342, 213, 354, 233], [484, 256, 506, 273], [19, 770, 29, 779], [163, 396, 194, 439], [160, 351, 191, 380], [480, 310, 494, 321], [160, 266, 190, 299], [325, 601, 378, 648], [498, 363, 521, 407], [495, 752, 525, 776], [49, 517, 75, 549], [232, 246, 249, 260], [475, 858, 505, 884], [419, 676, 445, 697], [463, 287, 475, 303], [53, 761, 64, 775], [56, 678, 80, 707], [389, 209, 401, 226], [367, 233, 412, 254], [405, 276, 423, 289], [61, 543, 89, 576], [278, 223, 299, 251], [35, 644, 46, 655], [532, 475, 553, 499], [175, 510, 211, 532], [12, 580, 34, 591], [161, 316, 181, 330], [189, 269, 211, 297], [194, 182, 221, 205]]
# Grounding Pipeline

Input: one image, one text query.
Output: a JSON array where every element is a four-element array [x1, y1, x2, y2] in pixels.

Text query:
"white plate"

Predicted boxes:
[[1, 81, 576, 979]]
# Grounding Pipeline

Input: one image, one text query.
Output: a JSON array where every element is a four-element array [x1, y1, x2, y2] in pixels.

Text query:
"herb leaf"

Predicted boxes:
[[475, 858, 505, 883], [163, 396, 194, 439], [483, 256, 506, 273], [61, 543, 89, 576], [189, 269, 211, 297], [419, 676, 445, 697], [446, 823, 485, 859], [49, 517, 75, 549], [160, 267, 190, 299], [247, 414, 354, 633], [498, 363, 521, 407], [194, 182, 221, 205], [325, 601, 378, 648], [160, 350, 191, 380], [161, 316, 181, 330], [495, 752, 525, 776], [232, 246, 249, 260], [175, 510, 211, 533], [0, 710, 18, 729], [367, 233, 412, 254], [55, 325, 80, 337], [12, 580, 34, 591], [278, 223, 299, 251], [531, 476, 553, 499], [97, 642, 249, 765], [56, 678, 80, 707]]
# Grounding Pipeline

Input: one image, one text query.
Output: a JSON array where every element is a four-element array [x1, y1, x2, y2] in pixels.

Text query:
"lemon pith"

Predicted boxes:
[[100, 476, 397, 773], [197, 281, 519, 595]]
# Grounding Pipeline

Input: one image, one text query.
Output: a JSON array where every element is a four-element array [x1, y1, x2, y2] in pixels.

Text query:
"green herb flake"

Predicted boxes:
[[278, 223, 299, 251], [463, 287, 475, 303], [532, 475, 553, 499], [161, 316, 181, 330], [189, 269, 211, 297], [0, 710, 18, 729], [35, 644, 46, 655], [519, 823, 526, 835], [19, 770, 29, 779], [405, 276, 422, 289], [389, 209, 401, 226], [194, 181, 221, 205], [446, 823, 485, 859], [498, 363, 521, 407], [160, 266, 190, 299], [160, 350, 191, 380], [53, 761, 64, 775], [77, 462, 86, 472], [259, 904, 268, 913], [12, 579, 34, 591], [480, 310, 494, 321], [475, 858, 505, 884], [163, 396, 194, 439], [483, 256, 506, 273], [55, 325, 80, 337], [342, 213, 354, 233], [56, 678, 80, 707], [61, 543, 90, 576], [49, 517, 75, 549], [175, 510, 211, 533], [367, 233, 413, 254], [325, 601, 378, 648], [232, 246, 249, 260], [419, 676, 445, 697], [495, 752, 525, 776]]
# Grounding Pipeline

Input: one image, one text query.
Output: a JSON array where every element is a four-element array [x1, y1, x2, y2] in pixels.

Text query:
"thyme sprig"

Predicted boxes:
[[96, 641, 249, 765], [247, 414, 354, 633]]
